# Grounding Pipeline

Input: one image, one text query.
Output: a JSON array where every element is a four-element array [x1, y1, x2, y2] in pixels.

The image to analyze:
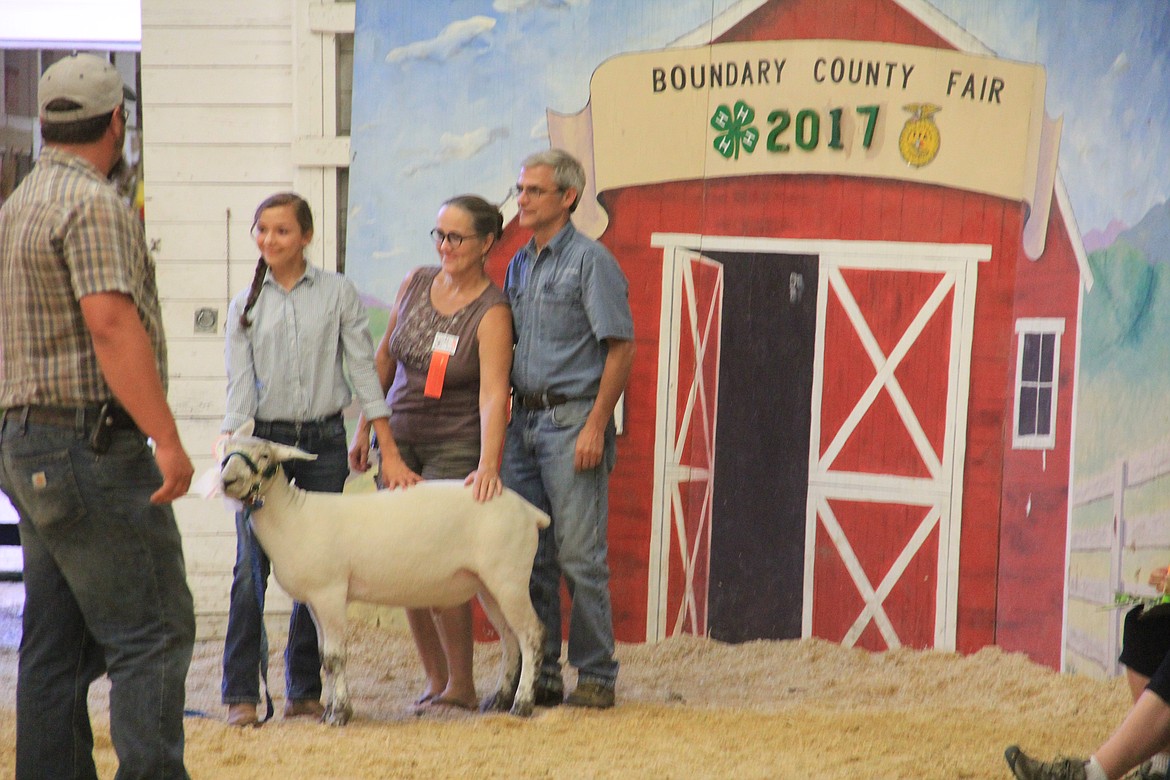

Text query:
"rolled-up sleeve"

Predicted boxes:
[[338, 279, 391, 421]]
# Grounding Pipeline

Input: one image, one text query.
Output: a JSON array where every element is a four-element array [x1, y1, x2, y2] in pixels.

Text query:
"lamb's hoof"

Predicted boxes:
[[323, 703, 353, 726], [509, 697, 535, 718], [479, 690, 515, 713]]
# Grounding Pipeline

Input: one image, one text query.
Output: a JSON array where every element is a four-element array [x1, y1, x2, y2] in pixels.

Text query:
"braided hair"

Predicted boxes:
[[238, 192, 314, 329]]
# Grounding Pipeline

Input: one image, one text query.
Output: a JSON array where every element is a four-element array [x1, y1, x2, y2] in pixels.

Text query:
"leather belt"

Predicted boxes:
[[254, 412, 343, 436], [3, 403, 137, 432], [513, 391, 570, 410]]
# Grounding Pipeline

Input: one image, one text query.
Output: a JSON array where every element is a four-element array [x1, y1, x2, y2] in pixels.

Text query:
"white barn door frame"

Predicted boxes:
[[647, 233, 988, 646], [648, 242, 724, 642], [805, 250, 985, 651]]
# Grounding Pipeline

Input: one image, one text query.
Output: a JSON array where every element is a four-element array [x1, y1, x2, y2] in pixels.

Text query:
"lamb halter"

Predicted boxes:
[[221, 449, 278, 508]]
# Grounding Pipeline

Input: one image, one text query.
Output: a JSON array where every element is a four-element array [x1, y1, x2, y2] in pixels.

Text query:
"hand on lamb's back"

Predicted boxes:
[[376, 449, 422, 491], [464, 466, 505, 503]]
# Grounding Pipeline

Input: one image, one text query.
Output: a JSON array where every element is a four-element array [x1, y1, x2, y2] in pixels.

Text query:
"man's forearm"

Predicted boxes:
[[587, 339, 635, 430]]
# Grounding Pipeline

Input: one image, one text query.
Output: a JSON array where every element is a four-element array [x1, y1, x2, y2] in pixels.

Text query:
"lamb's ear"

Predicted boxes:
[[235, 419, 256, 439], [212, 432, 231, 463], [267, 442, 318, 463]]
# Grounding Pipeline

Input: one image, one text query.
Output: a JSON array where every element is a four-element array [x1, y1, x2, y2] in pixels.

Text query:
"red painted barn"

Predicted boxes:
[[484, 0, 1086, 671]]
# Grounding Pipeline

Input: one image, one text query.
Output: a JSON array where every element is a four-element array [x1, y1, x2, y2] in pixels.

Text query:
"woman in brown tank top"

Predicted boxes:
[[348, 194, 512, 712]]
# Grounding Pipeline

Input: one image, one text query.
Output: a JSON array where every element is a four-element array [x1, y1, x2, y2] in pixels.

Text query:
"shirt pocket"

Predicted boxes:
[[541, 276, 590, 343]]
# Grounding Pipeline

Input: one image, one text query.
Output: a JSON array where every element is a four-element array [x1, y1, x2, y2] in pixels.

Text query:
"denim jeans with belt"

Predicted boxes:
[[500, 398, 619, 688], [0, 414, 195, 780], [220, 415, 349, 706]]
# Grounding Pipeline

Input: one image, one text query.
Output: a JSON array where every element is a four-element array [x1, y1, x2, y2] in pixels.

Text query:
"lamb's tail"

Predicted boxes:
[[507, 489, 552, 529]]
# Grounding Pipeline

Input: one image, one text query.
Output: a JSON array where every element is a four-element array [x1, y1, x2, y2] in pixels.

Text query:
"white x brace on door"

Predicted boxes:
[[648, 246, 723, 641], [804, 250, 982, 651]]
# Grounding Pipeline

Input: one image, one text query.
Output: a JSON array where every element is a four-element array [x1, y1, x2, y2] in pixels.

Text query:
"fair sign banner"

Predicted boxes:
[[549, 39, 1062, 258]]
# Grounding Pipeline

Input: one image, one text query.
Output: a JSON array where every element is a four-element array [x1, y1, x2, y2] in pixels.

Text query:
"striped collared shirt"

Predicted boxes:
[[0, 147, 167, 407], [221, 264, 390, 431]]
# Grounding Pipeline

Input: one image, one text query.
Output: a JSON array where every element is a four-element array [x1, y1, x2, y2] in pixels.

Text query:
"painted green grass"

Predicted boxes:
[[1075, 242, 1170, 479]]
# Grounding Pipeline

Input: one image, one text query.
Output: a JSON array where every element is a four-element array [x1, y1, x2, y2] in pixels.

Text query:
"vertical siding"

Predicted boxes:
[[995, 199, 1082, 669], [141, 0, 298, 639]]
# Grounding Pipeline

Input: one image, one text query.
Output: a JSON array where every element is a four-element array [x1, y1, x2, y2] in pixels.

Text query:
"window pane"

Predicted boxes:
[[1036, 387, 1052, 435], [337, 33, 353, 136], [337, 168, 348, 274], [1039, 333, 1055, 382], [1018, 386, 1038, 435], [1021, 334, 1040, 382]]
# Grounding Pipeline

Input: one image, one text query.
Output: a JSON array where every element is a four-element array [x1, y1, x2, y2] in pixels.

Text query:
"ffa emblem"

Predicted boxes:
[[898, 103, 941, 168]]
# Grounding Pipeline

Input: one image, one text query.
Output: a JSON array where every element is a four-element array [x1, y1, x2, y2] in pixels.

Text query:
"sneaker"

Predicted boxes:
[[1005, 745, 1087, 780], [533, 680, 564, 708], [1130, 760, 1169, 780], [565, 681, 615, 709]]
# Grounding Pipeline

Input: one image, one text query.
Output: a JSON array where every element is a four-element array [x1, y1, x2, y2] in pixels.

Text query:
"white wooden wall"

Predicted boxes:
[[141, 0, 353, 640]]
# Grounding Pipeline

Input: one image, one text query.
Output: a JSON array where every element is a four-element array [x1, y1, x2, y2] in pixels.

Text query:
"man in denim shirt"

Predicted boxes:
[[501, 149, 634, 709]]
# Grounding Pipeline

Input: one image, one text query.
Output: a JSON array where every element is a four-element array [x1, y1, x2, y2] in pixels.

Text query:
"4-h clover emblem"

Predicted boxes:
[[711, 101, 759, 160]]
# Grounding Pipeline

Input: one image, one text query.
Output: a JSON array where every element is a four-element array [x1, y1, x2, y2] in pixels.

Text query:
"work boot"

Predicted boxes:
[[226, 703, 258, 727], [1005, 745, 1087, 780], [565, 681, 615, 709], [283, 698, 326, 719]]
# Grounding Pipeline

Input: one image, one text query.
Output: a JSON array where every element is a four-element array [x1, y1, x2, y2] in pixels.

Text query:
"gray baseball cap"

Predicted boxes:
[[38, 53, 136, 123]]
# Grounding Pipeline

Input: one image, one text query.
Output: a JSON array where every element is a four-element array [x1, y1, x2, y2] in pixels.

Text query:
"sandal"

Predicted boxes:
[[428, 695, 477, 712]]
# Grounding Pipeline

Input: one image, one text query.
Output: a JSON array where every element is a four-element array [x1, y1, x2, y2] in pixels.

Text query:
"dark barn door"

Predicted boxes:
[[707, 252, 818, 642]]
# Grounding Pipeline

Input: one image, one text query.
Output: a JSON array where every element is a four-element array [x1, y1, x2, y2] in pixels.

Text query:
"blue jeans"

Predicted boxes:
[[221, 416, 349, 705], [500, 398, 618, 687], [0, 415, 195, 780]]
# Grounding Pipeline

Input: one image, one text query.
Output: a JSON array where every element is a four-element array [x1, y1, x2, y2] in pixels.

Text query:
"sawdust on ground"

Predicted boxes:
[[0, 613, 1131, 779]]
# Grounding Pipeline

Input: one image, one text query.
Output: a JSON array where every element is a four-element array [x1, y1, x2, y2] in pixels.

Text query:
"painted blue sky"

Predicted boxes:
[[348, 0, 1170, 304]]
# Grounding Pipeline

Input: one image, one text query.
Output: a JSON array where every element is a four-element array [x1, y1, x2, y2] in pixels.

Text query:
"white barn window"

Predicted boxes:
[[1013, 318, 1065, 450]]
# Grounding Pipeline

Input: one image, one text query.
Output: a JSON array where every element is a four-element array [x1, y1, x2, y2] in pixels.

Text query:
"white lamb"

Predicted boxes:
[[216, 421, 550, 726]]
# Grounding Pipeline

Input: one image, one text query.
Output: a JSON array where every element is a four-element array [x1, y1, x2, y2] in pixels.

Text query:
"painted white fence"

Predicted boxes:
[[1066, 440, 1170, 675]]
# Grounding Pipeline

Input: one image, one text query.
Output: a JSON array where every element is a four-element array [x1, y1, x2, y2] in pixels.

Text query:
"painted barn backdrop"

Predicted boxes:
[[341, 0, 1170, 675], [8, 0, 1168, 688], [445, 0, 1080, 669]]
